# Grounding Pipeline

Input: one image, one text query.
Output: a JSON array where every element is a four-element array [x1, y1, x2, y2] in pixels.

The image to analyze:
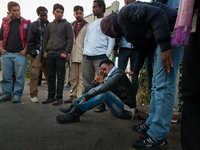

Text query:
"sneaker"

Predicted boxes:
[[64, 96, 74, 103], [30, 97, 39, 103], [133, 134, 168, 149], [12, 95, 21, 103], [93, 103, 106, 112], [171, 114, 178, 123], [132, 122, 150, 135], [42, 98, 56, 104], [52, 99, 63, 106], [0, 94, 12, 102]]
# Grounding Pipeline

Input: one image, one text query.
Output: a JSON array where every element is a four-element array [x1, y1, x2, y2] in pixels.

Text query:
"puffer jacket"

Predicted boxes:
[[84, 67, 136, 108], [117, 1, 177, 73]]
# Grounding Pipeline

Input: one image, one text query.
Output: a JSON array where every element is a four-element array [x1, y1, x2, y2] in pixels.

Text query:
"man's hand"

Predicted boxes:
[[95, 70, 107, 84], [43, 53, 48, 59], [19, 49, 27, 56], [114, 50, 119, 57], [126, 71, 137, 76], [0, 49, 8, 55], [60, 53, 67, 59], [79, 97, 86, 104], [161, 49, 173, 74]]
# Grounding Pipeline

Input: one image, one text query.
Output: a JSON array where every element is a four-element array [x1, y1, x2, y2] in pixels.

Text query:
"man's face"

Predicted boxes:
[[53, 8, 63, 22], [124, 0, 136, 5], [74, 9, 84, 22], [39, 11, 48, 23], [9, 6, 21, 20], [100, 63, 113, 77], [92, 2, 103, 16]]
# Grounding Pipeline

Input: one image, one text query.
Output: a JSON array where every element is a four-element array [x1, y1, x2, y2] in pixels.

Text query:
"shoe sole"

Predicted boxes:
[[0, 97, 12, 102], [132, 128, 147, 135], [52, 101, 63, 106], [133, 143, 168, 150], [12, 100, 20, 103], [42, 100, 55, 104]]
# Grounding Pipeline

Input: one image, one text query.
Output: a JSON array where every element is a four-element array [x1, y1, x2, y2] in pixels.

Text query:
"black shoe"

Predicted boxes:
[[132, 122, 150, 135], [42, 98, 56, 104], [52, 99, 63, 106], [132, 134, 168, 149], [59, 105, 74, 114], [56, 104, 85, 124], [64, 96, 74, 103], [93, 103, 106, 113]]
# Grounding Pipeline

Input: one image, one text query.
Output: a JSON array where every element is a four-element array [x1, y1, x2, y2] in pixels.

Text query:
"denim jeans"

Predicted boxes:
[[118, 48, 138, 101], [1, 53, 27, 97], [146, 44, 184, 140], [74, 91, 131, 119], [46, 53, 66, 99]]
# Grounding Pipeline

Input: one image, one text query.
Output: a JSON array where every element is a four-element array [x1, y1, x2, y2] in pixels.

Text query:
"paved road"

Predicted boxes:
[[0, 79, 182, 150]]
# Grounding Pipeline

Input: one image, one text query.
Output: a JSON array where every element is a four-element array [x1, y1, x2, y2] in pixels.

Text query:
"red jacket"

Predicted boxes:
[[2, 17, 30, 49]]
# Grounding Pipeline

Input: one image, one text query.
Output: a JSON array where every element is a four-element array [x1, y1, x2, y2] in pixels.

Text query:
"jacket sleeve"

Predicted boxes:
[[84, 70, 124, 101], [27, 23, 37, 54], [119, 2, 171, 52], [0, 23, 3, 41], [43, 25, 49, 53], [64, 22, 73, 55]]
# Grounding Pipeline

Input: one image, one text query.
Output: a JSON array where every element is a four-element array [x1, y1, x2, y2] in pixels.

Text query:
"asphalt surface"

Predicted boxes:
[[0, 79, 182, 150]]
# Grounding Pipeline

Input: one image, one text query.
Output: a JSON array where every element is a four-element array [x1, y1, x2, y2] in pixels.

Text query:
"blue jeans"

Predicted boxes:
[[1, 53, 27, 97], [146, 44, 184, 140], [118, 48, 138, 101], [74, 91, 131, 119]]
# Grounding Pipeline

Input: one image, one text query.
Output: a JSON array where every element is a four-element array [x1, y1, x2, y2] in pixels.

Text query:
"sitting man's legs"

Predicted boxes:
[[56, 91, 132, 124]]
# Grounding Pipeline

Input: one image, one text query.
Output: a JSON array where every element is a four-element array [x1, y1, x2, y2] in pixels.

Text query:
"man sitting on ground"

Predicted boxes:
[[56, 59, 136, 124]]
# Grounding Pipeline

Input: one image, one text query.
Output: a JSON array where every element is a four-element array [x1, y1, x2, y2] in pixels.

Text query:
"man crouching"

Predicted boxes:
[[56, 59, 136, 124]]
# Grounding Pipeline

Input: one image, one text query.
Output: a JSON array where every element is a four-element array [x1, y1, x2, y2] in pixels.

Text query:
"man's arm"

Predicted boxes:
[[63, 22, 73, 55], [106, 36, 115, 58], [84, 70, 124, 101], [0, 23, 7, 55], [43, 25, 49, 59], [27, 23, 37, 57]]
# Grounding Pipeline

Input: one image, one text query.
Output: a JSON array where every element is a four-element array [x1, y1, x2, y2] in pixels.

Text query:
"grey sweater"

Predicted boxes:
[[43, 19, 73, 55]]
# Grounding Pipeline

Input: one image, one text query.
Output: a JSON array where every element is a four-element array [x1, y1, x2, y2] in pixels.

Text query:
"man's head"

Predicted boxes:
[[99, 59, 115, 76], [124, 0, 136, 5], [93, 0, 105, 17], [74, 5, 84, 22], [7, 1, 21, 20], [36, 6, 48, 23], [100, 12, 121, 38], [53, 3, 64, 22]]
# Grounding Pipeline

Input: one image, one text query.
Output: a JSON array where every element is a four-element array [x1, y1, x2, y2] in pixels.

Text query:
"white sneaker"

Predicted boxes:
[[31, 97, 39, 103]]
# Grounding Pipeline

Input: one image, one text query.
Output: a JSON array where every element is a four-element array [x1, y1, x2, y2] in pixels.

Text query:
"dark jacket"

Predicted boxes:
[[117, 1, 177, 73], [43, 19, 73, 55], [27, 20, 48, 57], [84, 67, 136, 108]]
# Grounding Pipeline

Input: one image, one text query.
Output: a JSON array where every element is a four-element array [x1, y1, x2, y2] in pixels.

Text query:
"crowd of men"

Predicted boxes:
[[0, 0, 199, 149]]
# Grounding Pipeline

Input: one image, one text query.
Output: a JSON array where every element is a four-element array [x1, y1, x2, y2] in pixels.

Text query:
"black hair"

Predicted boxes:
[[99, 59, 115, 67], [74, 5, 84, 12], [93, 0, 106, 13], [53, 3, 64, 12], [36, 6, 48, 16]]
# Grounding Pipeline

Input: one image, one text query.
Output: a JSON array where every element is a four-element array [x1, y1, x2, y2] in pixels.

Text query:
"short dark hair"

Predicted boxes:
[[74, 5, 84, 12], [7, 1, 20, 12], [53, 3, 64, 12], [36, 6, 48, 16], [99, 59, 115, 67], [94, 0, 106, 13]]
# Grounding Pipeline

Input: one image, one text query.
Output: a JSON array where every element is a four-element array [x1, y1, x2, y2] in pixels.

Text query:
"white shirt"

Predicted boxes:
[[83, 18, 115, 58]]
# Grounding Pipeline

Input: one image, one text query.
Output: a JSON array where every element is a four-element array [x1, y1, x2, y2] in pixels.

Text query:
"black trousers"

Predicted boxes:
[[46, 53, 66, 99], [181, 13, 200, 150]]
